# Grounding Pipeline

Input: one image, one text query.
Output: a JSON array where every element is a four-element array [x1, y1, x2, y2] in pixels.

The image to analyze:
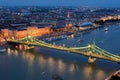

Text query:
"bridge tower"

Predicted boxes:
[[88, 42, 96, 63]]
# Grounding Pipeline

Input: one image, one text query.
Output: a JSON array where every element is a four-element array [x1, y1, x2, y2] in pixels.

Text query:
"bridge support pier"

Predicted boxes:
[[88, 57, 96, 64]]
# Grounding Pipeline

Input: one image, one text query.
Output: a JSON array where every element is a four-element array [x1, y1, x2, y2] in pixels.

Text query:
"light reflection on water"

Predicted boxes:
[[4, 46, 118, 80]]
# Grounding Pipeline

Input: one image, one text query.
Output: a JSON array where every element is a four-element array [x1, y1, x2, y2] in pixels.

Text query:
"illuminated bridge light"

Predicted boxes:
[[28, 35, 31, 38], [88, 44, 91, 48]]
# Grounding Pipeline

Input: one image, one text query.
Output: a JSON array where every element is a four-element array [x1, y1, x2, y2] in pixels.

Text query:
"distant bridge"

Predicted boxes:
[[7, 36, 120, 63]]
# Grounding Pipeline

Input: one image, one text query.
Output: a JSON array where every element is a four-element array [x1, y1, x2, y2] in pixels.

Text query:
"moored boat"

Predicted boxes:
[[0, 47, 6, 53]]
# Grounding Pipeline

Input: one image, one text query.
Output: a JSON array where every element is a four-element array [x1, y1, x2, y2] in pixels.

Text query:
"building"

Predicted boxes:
[[0, 26, 53, 41]]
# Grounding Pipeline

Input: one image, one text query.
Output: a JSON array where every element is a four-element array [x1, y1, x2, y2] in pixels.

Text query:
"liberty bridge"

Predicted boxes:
[[7, 36, 120, 63]]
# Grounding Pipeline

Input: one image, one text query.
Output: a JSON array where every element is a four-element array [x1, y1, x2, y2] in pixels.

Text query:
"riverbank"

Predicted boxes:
[[105, 70, 120, 80], [0, 21, 115, 43], [39, 24, 101, 41]]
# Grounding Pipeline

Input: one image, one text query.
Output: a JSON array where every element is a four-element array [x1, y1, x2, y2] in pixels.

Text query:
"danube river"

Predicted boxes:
[[0, 23, 120, 80]]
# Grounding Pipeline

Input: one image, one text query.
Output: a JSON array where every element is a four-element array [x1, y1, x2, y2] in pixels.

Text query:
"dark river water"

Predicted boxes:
[[0, 23, 120, 80]]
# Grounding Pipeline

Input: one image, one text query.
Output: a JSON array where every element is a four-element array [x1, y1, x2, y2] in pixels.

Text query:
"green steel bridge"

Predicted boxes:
[[7, 36, 120, 63]]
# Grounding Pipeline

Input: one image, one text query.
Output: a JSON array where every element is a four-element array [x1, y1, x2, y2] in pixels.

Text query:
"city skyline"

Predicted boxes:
[[0, 0, 120, 8]]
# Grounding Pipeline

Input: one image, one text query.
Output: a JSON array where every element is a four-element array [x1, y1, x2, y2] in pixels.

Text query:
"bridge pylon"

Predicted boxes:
[[88, 50, 96, 63], [88, 56, 96, 63]]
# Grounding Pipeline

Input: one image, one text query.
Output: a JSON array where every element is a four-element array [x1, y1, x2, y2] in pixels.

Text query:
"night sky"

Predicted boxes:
[[0, 0, 120, 8]]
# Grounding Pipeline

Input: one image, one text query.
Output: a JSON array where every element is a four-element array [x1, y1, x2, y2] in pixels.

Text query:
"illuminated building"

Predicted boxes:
[[67, 12, 70, 18], [14, 26, 53, 38], [0, 25, 53, 40]]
